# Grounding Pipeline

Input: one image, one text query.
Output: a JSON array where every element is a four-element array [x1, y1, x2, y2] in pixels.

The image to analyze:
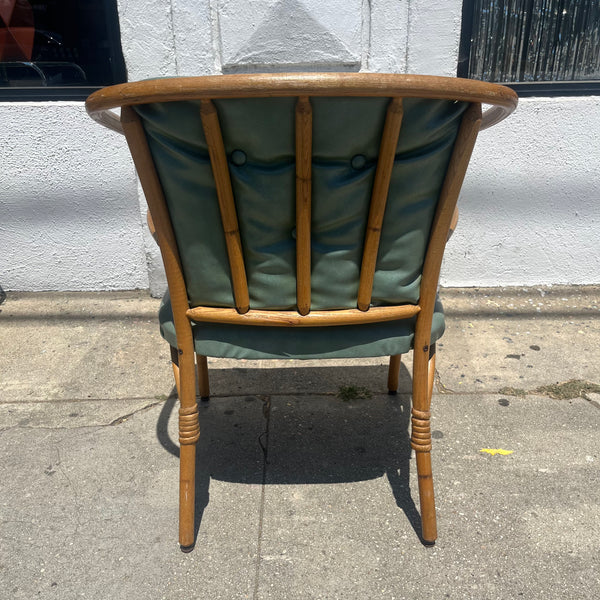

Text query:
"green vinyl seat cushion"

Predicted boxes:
[[158, 292, 445, 360]]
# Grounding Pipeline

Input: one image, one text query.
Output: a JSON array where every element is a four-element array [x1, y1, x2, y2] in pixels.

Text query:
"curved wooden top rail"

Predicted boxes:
[[86, 72, 517, 134]]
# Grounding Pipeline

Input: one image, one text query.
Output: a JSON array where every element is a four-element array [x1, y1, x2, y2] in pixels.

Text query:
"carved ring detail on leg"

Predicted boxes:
[[411, 408, 432, 452], [179, 404, 200, 445]]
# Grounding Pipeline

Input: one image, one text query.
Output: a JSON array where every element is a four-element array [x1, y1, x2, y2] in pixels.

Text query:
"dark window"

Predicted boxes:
[[0, 0, 126, 99], [459, 0, 600, 96]]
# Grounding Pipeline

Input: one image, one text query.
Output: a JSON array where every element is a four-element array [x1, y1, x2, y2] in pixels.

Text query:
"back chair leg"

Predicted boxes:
[[196, 354, 210, 401], [387, 354, 402, 394], [428, 344, 436, 404], [170, 345, 181, 398], [411, 343, 437, 544]]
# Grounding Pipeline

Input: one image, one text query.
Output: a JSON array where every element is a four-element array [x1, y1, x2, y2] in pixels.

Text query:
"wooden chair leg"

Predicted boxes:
[[428, 343, 436, 404], [177, 346, 199, 552], [387, 354, 402, 394], [179, 442, 197, 551], [447, 206, 459, 240], [170, 345, 181, 398], [412, 343, 437, 544], [196, 354, 210, 401]]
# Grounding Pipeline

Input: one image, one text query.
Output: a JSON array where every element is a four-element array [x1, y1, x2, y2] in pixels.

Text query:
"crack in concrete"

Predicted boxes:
[[0, 519, 32, 525], [253, 395, 271, 600], [109, 400, 163, 425], [0, 400, 165, 432], [0, 396, 175, 405], [498, 379, 600, 406], [433, 369, 455, 394], [6, 381, 600, 436], [54, 446, 85, 546], [586, 398, 600, 410]]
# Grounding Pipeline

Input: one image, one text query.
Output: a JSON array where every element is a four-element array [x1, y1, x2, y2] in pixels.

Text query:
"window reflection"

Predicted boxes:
[[0, 0, 125, 90]]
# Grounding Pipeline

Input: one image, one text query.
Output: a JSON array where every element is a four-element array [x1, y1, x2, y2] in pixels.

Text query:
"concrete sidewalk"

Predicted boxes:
[[1, 287, 599, 599]]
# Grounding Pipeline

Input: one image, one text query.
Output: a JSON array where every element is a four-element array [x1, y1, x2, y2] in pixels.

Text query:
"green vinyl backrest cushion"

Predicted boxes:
[[135, 97, 468, 311]]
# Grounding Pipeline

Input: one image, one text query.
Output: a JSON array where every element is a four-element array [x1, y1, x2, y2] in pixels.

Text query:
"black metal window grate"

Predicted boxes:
[[459, 0, 600, 96]]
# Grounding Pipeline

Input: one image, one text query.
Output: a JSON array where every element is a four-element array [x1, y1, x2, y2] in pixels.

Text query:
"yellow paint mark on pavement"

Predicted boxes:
[[480, 448, 514, 456]]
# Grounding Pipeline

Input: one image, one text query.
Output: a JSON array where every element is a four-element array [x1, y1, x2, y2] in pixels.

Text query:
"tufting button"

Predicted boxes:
[[351, 154, 367, 170], [230, 149, 247, 166]]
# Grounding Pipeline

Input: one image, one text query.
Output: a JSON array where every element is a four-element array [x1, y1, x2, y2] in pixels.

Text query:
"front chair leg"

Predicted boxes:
[[411, 409, 436, 544], [179, 421, 199, 551], [412, 343, 437, 544], [177, 347, 200, 552]]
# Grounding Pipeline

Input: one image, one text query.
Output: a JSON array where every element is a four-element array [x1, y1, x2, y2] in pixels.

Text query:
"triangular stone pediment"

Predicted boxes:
[[224, 0, 358, 72]]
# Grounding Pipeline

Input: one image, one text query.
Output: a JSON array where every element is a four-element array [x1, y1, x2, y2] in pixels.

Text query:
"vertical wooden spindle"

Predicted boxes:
[[295, 96, 313, 316], [200, 99, 250, 314], [357, 97, 404, 311]]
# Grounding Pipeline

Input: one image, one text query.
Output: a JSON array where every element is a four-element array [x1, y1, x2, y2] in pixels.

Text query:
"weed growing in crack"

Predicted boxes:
[[337, 385, 372, 401]]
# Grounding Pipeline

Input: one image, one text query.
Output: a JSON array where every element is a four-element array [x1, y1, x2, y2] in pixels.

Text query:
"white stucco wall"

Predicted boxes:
[[442, 96, 600, 286], [1, 0, 599, 294], [0, 103, 147, 292], [405, 0, 463, 76]]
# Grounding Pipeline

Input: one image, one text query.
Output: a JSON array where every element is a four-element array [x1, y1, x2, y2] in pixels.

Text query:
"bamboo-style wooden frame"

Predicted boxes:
[[200, 99, 250, 314], [357, 97, 403, 311], [295, 96, 313, 316], [86, 73, 516, 551]]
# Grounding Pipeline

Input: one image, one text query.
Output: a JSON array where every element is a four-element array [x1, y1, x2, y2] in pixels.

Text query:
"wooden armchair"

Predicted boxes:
[[86, 73, 517, 551]]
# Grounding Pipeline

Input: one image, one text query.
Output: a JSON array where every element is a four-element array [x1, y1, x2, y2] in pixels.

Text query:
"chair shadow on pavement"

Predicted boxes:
[[155, 362, 424, 543]]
